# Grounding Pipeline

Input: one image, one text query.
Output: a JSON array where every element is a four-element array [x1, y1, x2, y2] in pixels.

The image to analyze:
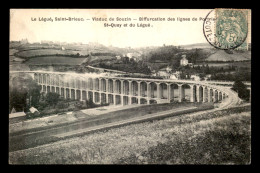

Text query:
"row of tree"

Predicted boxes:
[[98, 58, 151, 75]]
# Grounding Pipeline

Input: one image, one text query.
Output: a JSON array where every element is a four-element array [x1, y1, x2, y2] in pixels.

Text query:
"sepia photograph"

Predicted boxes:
[[9, 9, 251, 164]]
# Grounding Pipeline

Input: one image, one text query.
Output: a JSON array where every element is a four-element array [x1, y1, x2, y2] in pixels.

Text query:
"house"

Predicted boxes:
[[190, 74, 201, 81], [115, 55, 121, 60], [29, 107, 40, 116], [123, 52, 141, 59], [157, 68, 170, 78], [170, 74, 178, 80], [151, 70, 157, 76], [172, 71, 181, 79], [180, 55, 189, 66]]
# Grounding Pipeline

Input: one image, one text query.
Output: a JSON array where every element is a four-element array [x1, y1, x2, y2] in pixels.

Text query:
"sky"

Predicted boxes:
[[10, 9, 251, 48]]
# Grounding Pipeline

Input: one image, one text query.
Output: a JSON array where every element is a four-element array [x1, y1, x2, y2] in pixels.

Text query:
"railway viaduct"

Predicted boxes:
[[11, 71, 229, 106]]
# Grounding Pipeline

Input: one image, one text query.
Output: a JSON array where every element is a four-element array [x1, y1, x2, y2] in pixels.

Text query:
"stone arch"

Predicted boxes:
[[140, 98, 147, 104], [55, 75, 59, 86], [140, 81, 147, 97], [47, 86, 50, 93], [60, 75, 65, 87], [123, 80, 129, 95], [159, 83, 167, 99], [88, 91, 93, 102], [43, 74, 46, 84], [197, 85, 204, 102], [55, 87, 60, 94], [76, 90, 81, 100], [132, 81, 138, 96], [214, 90, 218, 102], [101, 93, 106, 103], [88, 78, 93, 90], [209, 88, 214, 102], [71, 89, 76, 100], [76, 78, 81, 89], [115, 80, 121, 94], [43, 85, 46, 93], [100, 78, 106, 92], [170, 84, 179, 102], [70, 78, 75, 88], [107, 94, 114, 104], [82, 80, 87, 90], [149, 82, 157, 98], [51, 86, 55, 92], [150, 99, 157, 104], [218, 91, 222, 101], [94, 92, 100, 103], [115, 95, 121, 105], [94, 78, 99, 90], [182, 84, 191, 102], [108, 79, 113, 93], [82, 90, 87, 101], [46, 74, 50, 85], [203, 86, 208, 102], [123, 96, 129, 105], [38, 74, 41, 83], [65, 88, 71, 98], [61, 88, 65, 98], [52, 74, 56, 85], [131, 97, 138, 104]]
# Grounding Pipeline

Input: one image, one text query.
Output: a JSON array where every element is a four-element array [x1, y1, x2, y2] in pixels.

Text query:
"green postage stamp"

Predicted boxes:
[[215, 9, 249, 50]]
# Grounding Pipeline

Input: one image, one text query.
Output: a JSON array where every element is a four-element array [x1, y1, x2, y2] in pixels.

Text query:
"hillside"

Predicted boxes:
[[180, 43, 212, 49], [25, 56, 88, 65], [206, 50, 251, 62]]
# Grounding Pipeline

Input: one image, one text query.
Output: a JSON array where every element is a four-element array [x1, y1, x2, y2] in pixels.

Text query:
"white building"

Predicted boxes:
[[115, 55, 121, 60], [180, 55, 189, 66], [157, 68, 170, 78], [170, 74, 178, 80], [190, 74, 201, 81]]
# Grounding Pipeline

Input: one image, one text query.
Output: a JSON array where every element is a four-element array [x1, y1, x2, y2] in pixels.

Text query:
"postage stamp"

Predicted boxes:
[[203, 9, 249, 50]]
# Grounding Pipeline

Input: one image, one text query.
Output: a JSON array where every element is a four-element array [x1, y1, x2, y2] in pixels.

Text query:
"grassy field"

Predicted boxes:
[[24, 56, 87, 65], [206, 50, 251, 62], [15, 49, 82, 58], [9, 106, 250, 164], [195, 61, 251, 69]]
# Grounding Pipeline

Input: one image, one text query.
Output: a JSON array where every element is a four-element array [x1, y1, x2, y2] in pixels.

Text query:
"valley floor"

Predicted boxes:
[[9, 105, 251, 164]]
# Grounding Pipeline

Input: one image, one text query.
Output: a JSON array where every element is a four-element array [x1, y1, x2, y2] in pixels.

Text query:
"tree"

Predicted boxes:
[[45, 92, 60, 108], [9, 73, 41, 112], [27, 81, 41, 107], [232, 80, 249, 101], [9, 88, 27, 113]]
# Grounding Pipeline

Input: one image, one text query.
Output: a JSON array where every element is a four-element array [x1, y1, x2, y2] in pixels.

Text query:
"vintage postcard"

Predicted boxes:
[[9, 9, 251, 164]]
